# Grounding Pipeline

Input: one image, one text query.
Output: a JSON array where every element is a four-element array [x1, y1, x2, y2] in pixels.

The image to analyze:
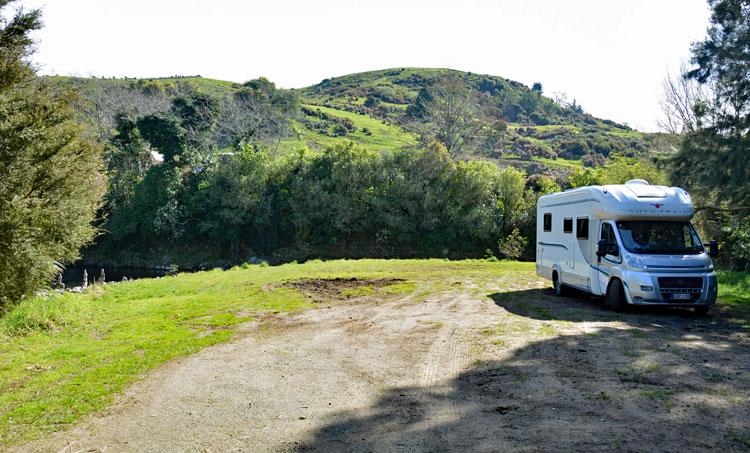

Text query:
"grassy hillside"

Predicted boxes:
[[299, 67, 666, 170], [49, 75, 240, 98], [54, 68, 673, 175]]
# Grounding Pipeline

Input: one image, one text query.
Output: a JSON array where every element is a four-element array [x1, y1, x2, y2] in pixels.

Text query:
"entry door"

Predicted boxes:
[[597, 222, 620, 293]]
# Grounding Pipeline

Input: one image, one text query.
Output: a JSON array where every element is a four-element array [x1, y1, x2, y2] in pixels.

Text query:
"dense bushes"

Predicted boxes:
[[105, 141, 546, 264]]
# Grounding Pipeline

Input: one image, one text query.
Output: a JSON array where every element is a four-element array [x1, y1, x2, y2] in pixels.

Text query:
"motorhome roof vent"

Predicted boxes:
[[625, 180, 666, 198]]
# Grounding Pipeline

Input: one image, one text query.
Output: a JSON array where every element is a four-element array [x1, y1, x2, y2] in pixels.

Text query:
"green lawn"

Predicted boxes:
[[0, 260, 746, 446]]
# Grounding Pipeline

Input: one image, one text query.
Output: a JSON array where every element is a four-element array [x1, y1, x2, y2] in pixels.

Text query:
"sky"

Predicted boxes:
[[15, 0, 711, 131]]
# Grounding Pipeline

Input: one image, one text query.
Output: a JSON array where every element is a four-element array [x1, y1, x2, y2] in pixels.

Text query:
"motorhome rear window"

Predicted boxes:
[[563, 218, 573, 233], [576, 217, 589, 239], [543, 213, 552, 232]]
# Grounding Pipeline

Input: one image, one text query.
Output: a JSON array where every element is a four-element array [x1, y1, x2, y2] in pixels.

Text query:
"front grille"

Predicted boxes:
[[658, 277, 703, 289], [657, 277, 703, 303]]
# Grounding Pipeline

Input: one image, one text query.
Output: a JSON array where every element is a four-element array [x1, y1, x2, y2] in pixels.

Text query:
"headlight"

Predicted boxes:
[[706, 257, 714, 272], [625, 255, 646, 270]]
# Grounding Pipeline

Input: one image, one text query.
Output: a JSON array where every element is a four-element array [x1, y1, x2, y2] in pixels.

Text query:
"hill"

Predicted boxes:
[[51, 69, 673, 176]]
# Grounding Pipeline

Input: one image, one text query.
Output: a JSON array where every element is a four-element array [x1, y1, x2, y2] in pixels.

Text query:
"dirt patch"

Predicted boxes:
[[280, 277, 405, 302]]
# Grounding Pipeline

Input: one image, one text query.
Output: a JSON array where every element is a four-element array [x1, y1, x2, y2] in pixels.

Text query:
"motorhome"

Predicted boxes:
[[536, 180, 718, 314]]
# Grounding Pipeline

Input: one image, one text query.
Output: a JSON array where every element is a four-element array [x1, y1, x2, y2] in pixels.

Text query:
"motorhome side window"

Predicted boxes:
[[543, 213, 552, 232], [601, 223, 619, 256], [576, 217, 589, 239], [563, 218, 573, 233]]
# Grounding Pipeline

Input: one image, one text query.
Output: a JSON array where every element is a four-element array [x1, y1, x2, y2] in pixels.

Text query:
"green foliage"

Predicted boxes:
[[568, 154, 668, 188], [105, 113, 154, 212], [670, 0, 750, 269], [101, 138, 543, 262], [0, 2, 105, 308], [136, 114, 186, 162], [498, 228, 528, 260]]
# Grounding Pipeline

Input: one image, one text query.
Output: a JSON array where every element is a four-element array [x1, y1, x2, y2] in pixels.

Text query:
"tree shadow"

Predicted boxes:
[[297, 297, 750, 451], [489, 287, 738, 329]]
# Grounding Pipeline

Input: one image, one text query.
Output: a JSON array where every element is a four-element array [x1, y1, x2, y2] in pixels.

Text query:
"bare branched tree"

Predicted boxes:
[[216, 94, 289, 150], [74, 84, 171, 142], [658, 64, 716, 134], [423, 74, 481, 157]]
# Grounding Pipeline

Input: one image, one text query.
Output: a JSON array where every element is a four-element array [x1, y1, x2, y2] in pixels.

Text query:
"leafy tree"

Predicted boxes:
[[498, 228, 528, 260], [406, 87, 432, 118], [105, 112, 154, 212], [171, 92, 220, 150], [496, 166, 528, 234], [569, 154, 667, 188], [364, 95, 380, 109], [673, 0, 750, 207], [136, 114, 186, 163], [0, 1, 105, 307], [531, 82, 543, 94], [668, 0, 750, 268], [242, 77, 277, 101]]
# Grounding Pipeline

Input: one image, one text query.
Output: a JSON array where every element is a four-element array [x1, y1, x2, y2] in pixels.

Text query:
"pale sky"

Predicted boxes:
[[16, 0, 710, 131]]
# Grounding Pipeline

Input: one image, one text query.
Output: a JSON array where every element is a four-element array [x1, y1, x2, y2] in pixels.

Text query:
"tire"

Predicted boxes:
[[694, 305, 709, 316], [605, 278, 626, 312], [553, 272, 567, 297]]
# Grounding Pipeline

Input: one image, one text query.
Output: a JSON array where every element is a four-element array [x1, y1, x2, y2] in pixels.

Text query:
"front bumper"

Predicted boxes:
[[622, 272, 717, 306]]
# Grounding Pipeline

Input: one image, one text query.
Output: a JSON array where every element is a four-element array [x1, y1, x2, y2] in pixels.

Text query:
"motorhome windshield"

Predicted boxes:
[[616, 221, 703, 255]]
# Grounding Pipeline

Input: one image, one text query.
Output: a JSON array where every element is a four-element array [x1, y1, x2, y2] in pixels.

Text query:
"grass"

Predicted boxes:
[[300, 104, 418, 150], [717, 270, 750, 328], [0, 259, 531, 446], [277, 104, 418, 155], [533, 156, 583, 169]]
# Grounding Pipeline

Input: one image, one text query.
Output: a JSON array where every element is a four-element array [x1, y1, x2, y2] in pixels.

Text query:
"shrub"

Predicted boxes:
[[498, 228, 528, 260]]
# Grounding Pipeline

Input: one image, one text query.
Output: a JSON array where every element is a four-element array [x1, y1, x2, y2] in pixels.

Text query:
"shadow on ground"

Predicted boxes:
[[491, 287, 730, 323], [297, 290, 750, 452]]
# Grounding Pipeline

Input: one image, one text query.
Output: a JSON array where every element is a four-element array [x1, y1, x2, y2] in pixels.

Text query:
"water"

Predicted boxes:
[[60, 266, 170, 287]]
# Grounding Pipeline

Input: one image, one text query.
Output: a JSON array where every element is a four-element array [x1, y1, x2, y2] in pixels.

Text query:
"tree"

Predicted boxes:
[[498, 228, 528, 260], [363, 95, 380, 109], [422, 74, 481, 157], [667, 0, 750, 269], [0, 1, 105, 307], [531, 82, 543, 94], [672, 0, 750, 205], [217, 92, 289, 150], [658, 64, 716, 134], [406, 87, 432, 118], [569, 154, 667, 188], [136, 114, 186, 163], [171, 92, 220, 152], [105, 112, 155, 212], [687, 0, 749, 137]]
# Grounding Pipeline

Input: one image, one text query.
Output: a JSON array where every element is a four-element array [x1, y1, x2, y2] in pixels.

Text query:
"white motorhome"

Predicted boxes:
[[536, 180, 718, 314]]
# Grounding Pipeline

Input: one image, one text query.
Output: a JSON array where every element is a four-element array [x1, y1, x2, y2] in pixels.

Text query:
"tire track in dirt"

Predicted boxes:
[[416, 295, 473, 441]]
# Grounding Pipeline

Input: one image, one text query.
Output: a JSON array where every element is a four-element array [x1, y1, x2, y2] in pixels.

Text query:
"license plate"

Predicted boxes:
[[671, 293, 692, 300]]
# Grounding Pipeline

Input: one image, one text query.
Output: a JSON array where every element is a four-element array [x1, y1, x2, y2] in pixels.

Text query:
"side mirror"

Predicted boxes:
[[596, 239, 607, 259], [707, 240, 719, 258]]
